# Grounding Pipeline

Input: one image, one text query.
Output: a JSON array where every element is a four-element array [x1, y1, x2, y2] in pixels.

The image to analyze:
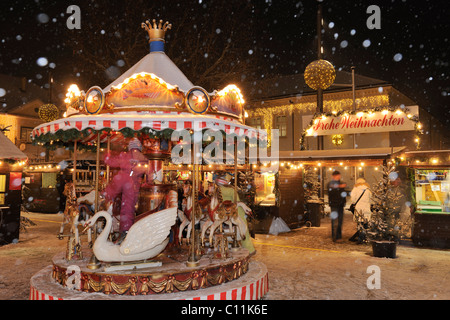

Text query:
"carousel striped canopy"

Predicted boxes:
[[31, 110, 263, 147]]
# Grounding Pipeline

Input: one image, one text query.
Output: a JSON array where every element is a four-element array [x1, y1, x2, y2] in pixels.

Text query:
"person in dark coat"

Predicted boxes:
[[327, 171, 347, 242]]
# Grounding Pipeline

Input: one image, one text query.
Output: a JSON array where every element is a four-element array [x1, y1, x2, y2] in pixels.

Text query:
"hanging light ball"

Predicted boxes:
[[304, 59, 336, 90], [38, 104, 60, 122]]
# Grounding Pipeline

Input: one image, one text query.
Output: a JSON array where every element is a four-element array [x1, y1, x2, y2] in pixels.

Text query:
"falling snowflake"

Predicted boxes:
[[36, 57, 48, 67], [393, 53, 403, 62], [340, 40, 348, 48], [36, 13, 49, 24]]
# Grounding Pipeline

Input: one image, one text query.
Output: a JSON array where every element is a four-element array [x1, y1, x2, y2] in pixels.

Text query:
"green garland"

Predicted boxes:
[[32, 127, 267, 150]]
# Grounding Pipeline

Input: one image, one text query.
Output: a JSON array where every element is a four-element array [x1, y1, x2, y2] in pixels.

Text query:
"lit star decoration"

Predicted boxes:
[[304, 59, 336, 90], [331, 134, 344, 146]]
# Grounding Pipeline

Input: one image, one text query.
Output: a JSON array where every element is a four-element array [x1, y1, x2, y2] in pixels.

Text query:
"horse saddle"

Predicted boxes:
[[219, 200, 237, 219]]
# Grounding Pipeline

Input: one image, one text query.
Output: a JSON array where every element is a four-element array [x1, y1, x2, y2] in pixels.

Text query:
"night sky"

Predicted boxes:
[[0, 0, 449, 126]]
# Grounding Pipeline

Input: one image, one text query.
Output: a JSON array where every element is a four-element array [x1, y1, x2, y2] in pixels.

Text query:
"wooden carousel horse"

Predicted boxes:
[[201, 182, 249, 247], [177, 182, 209, 244], [57, 181, 85, 259]]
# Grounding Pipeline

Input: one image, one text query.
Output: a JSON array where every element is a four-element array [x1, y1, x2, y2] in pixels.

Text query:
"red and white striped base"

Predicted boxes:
[[30, 261, 268, 300]]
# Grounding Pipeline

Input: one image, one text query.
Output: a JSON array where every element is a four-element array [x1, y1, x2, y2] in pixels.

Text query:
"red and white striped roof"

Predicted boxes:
[[32, 110, 263, 145]]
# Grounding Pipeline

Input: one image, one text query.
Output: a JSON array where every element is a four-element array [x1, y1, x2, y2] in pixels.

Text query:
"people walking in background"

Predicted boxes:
[[327, 171, 347, 242], [349, 178, 372, 243]]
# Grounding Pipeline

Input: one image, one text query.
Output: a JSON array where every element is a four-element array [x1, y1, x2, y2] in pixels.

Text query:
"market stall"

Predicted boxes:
[[0, 130, 27, 245], [401, 150, 450, 248], [251, 147, 406, 233]]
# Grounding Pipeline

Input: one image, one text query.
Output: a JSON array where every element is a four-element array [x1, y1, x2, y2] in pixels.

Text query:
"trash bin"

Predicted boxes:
[[306, 201, 322, 227]]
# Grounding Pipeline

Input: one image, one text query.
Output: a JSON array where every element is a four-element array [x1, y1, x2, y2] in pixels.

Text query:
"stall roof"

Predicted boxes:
[[0, 131, 27, 160], [257, 147, 406, 162]]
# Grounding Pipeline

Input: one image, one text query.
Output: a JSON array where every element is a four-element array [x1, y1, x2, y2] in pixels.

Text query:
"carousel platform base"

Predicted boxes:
[[29, 246, 268, 300]]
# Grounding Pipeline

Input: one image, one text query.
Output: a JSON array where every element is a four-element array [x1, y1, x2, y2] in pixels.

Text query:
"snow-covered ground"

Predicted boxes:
[[0, 211, 449, 300]]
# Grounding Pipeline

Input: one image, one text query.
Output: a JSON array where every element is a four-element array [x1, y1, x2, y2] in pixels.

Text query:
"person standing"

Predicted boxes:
[[349, 178, 372, 243], [327, 171, 347, 242], [103, 138, 147, 243]]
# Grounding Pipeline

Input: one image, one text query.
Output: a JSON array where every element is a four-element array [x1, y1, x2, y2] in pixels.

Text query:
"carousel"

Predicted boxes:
[[29, 19, 268, 300]]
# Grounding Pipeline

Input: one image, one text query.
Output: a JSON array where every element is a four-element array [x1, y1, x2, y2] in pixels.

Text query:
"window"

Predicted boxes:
[[275, 115, 287, 137], [0, 174, 5, 205], [20, 127, 34, 143], [254, 172, 275, 206], [42, 172, 57, 188], [249, 117, 261, 130]]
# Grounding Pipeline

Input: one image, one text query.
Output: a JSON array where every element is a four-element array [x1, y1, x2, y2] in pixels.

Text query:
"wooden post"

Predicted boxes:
[[94, 134, 101, 212], [106, 135, 111, 184], [187, 132, 200, 267], [72, 140, 77, 190]]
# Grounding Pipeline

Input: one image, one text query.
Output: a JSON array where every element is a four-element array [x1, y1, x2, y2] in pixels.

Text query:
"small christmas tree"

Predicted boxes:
[[304, 166, 321, 202], [366, 163, 410, 242]]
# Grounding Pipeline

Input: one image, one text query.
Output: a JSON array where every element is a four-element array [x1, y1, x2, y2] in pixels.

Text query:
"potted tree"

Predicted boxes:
[[304, 166, 323, 227], [364, 163, 410, 258]]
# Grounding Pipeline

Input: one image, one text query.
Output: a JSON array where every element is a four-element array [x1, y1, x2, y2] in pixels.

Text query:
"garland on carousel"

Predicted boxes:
[[33, 126, 268, 152]]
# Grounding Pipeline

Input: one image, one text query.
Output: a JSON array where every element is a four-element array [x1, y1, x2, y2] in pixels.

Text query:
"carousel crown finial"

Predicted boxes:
[[141, 19, 172, 53]]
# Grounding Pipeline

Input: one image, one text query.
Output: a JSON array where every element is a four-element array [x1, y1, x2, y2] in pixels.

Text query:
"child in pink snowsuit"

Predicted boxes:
[[103, 138, 146, 235]]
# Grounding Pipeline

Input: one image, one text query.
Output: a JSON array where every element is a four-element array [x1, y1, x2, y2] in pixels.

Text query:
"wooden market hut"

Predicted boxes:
[[0, 131, 27, 245]]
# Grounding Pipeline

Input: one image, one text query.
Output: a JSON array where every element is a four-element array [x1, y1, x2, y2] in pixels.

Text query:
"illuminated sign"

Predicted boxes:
[[303, 105, 419, 136]]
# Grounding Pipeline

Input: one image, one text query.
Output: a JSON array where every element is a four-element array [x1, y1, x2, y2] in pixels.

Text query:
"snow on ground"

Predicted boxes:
[[0, 211, 449, 300]]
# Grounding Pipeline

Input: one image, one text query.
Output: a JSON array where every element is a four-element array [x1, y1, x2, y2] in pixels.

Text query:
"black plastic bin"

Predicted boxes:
[[306, 201, 322, 227]]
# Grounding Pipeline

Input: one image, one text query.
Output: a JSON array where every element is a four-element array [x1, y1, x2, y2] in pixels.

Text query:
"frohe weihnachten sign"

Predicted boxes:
[[303, 105, 419, 136]]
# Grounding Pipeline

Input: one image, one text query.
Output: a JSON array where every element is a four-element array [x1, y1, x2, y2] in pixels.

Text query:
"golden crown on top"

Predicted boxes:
[[141, 19, 172, 42]]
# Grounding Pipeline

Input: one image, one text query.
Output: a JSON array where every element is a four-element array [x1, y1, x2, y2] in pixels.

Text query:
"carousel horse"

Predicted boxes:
[[58, 187, 116, 248], [177, 182, 209, 244], [57, 182, 82, 244], [201, 182, 249, 247]]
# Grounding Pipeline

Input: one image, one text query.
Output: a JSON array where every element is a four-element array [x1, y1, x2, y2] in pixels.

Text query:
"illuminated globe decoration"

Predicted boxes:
[[185, 87, 210, 114], [304, 59, 336, 90], [38, 104, 59, 122]]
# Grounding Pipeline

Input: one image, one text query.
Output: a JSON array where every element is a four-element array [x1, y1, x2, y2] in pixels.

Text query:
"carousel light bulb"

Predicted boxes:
[[356, 112, 364, 117]]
